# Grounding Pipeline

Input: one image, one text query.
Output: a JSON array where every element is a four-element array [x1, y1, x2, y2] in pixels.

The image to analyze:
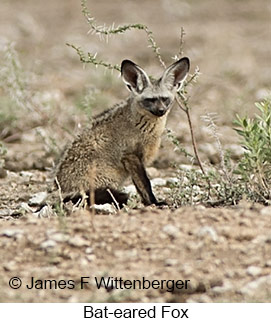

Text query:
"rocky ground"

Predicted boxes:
[[0, 0, 271, 302]]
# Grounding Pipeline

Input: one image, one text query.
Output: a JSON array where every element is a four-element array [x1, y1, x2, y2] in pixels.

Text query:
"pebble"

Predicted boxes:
[[197, 226, 218, 242], [123, 185, 137, 195], [85, 247, 93, 254], [146, 167, 160, 178], [40, 240, 57, 249], [256, 88, 270, 100], [240, 275, 271, 296], [34, 205, 56, 218], [0, 229, 24, 238], [180, 264, 193, 276], [211, 282, 232, 294], [68, 236, 90, 248], [3, 261, 17, 272], [49, 232, 69, 243], [165, 258, 178, 266], [162, 224, 180, 239], [86, 254, 96, 262], [20, 202, 34, 213], [19, 171, 34, 179], [29, 192, 48, 205], [246, 266, 262, 277], [166, 177, 179, 185], [162, 187, 171, 194], [260, 207, 271, 216], [197, 295, 213, 303], [151, 178, 167, 187], [91, 203, 115, 214], [0, 209, 11, 217]]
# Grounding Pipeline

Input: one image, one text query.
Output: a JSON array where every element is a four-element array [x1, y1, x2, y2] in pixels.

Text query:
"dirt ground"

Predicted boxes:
[[0, 0, 271, 302]]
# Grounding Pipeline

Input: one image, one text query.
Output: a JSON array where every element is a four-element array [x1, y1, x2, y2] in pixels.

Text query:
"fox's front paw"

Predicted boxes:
[[155, 200, 168, 208]]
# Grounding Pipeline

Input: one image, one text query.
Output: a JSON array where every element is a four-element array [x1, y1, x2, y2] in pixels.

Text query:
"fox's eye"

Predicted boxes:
[[161, 97, 171, 106], [142, 98, 157, 107]]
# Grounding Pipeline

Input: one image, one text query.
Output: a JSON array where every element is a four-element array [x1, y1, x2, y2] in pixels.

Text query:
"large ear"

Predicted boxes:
[[161, 57, 190, 91], [121, 60, 150, 93]]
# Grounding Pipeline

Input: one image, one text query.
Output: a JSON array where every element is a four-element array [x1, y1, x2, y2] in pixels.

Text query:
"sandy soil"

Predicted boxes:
[[0, 0, 271, 302]]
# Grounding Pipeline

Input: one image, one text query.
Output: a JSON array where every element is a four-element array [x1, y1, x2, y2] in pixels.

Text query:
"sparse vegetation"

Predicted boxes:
[[169, 98, 271, 207], [234, 98, 271, 204], [1, 1, 269, 208], [1, 0, 271, 305]]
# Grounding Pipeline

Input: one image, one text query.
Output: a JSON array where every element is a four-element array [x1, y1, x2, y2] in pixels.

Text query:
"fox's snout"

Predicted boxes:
[[150, 105, 168, 117]]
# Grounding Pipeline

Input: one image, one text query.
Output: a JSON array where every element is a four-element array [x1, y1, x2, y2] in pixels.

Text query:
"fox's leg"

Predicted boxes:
[[122, 154, 162, 206]]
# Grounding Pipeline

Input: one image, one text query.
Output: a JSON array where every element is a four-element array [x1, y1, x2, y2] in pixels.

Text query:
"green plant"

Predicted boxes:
[[0, 141, 7, 168], [234, 98, 271, 203]]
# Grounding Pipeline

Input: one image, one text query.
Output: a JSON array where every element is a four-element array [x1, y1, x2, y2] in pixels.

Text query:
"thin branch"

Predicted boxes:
[[178, 27, 186, 58], [106, 189, 120, 211], [201, 112, 231, 182], [66, 43, 121, 71], [80, 0, 166, 68], [175, 95, 206, 176], [54, 176, 64, 214]]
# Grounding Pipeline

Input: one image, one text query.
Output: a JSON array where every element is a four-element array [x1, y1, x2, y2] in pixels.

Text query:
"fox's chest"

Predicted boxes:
[[142, 136, 161, 165], [139, 117, 167, 165]]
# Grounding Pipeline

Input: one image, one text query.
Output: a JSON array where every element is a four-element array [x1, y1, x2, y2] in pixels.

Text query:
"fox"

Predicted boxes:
[[55, 57, 190, 207]]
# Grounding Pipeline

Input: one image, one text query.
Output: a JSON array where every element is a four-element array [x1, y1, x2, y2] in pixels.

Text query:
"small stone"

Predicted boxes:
[[0, 209, 11, 217], [0, 229, 24, 238], [265, 235, 271, 243], [80, 258, 89, 266], [20, 171, 34, 179], [211, 282, 232, 294], [166, 177, 179, 185], [40, 240, 57, 249], [256, 88, 270, 100], [162, 224, 180, 239], [240, 275, 271, 296], [195, 205, 206, 210], [246, 266, 262, 277], [151, 178, 167, 187], [86, 254, 96, 262], [3, 261, 17, 272], [180, 264, 193, 276], [34, 205, 56, 218], [21, 201, 32, 211], [146, 167, 160, 178], [197, 295, 212, 303], [123, 185, 137, 195], [85, 247, 93, 254], [29, 192, 48, 205], [69, 236, 89, 248], [50, 232, 69, 242], [260, 207, 271, 216], [165, 258, 178, 266], [197, 226, 218, 242], [91, 203, 115, 214], [162, 187, 171, 194]]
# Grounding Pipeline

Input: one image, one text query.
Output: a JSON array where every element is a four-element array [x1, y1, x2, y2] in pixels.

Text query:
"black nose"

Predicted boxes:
[[151, 109, 165, 117], [157, 108, 165, 116]]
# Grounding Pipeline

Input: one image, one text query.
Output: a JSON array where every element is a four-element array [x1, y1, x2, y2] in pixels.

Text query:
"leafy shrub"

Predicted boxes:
[[234, 98, 271, 203]]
